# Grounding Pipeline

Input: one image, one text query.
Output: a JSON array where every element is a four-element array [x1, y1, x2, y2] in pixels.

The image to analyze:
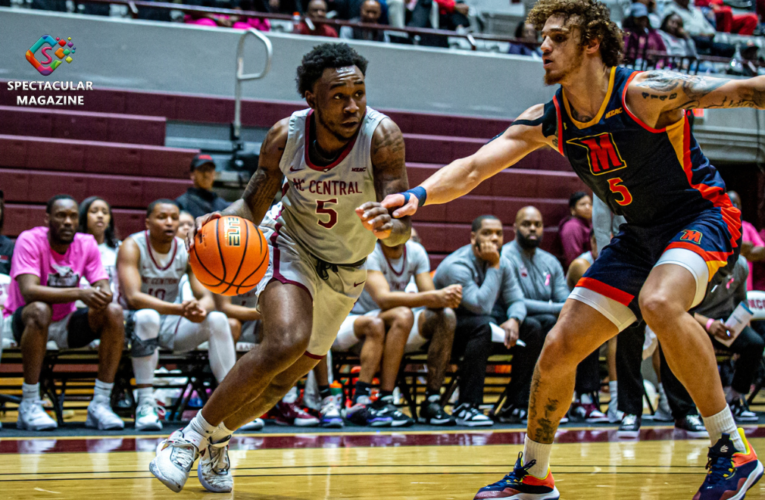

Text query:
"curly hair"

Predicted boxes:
[[527, 0, 624, 68], [296, 43, 369, 97]]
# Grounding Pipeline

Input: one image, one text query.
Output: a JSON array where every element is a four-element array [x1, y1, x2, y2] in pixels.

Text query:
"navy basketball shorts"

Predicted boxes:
[[570, 208, 741, 331]]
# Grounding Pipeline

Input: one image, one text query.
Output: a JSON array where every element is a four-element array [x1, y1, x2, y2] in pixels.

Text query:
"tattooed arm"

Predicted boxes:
[[356, 118, 411, 246], [188, 118, 287, 248], [627, 70, 765, 128], [381, 103, 554, 218]]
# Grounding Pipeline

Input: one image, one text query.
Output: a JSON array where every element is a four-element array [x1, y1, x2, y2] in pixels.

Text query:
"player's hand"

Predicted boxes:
[[707, 319, 732, 341], [80, 286, 112, 311], [501, 318, 520, 349], [356, 202, 393, 240], [181, 300, 208, 323], [381, 193, 419, 219], [477, 241, 501, 268], [437, 284, 462, 308], [187, 212, 222, 251]]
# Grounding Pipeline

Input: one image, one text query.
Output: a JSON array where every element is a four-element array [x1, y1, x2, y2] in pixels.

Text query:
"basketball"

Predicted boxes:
[[189, 216, 269, 296]]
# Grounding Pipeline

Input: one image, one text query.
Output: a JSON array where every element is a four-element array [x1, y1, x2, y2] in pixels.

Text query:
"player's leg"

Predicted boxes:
[[371, 307, 415, 426], [723, 326, 764, 421], [171, 311, 236, 383], [351, 315, 386, 401], [128, 309, 163, 431], [417, 307, 457, 425], [228, 318, 242, 343]]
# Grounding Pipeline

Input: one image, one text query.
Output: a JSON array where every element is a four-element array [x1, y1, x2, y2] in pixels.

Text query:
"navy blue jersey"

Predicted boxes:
[[546, 66, 740, 272]]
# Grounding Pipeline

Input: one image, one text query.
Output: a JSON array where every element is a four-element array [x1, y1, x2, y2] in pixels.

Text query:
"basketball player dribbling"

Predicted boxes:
[[150, 43, 411, 493], [384, 0, 764, 497]]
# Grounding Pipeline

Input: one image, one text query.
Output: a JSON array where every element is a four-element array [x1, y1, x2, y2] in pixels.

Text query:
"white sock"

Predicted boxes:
[[211, 422, 234, 443], [609, 380, 618, 396], [184, 412, 217, 449], [523, 435, 552, 478], [136, 387, 154, 405], [93, 380, 114, 402], [22, 383, 40, 403], [703, 406, 743, 452]]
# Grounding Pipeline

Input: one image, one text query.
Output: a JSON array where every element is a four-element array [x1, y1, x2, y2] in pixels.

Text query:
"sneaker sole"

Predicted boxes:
[[617, 429, 640, 438], [485, 485, 560, 500], [136, 421, 163, 432], [85, 413, 125, 431], [16, 420, 57, 431], [585, 417, 610, 423], [726, 460, 764, 500], [197, 459, 233, 493], [149, 457, 184, 493], [321, 421, 345, 428], [391, 420, 414, 427], [419, 418, 457, 426], [676, 428, 709, 439], [293, 419, 320, 427], [456, 419, 494, 427]]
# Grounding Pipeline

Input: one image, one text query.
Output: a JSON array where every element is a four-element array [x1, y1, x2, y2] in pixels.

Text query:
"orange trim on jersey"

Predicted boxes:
[[552, 96, 564, 156], [665, 241, 729, 278], [621, 71, 685, 135], [563, 66, 616, 129], [577, 277, 634, 307]]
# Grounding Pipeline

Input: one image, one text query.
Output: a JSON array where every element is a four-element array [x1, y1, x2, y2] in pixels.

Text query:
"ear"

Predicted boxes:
[[145, 218, 150, 230], [44, 214, 50, 226], [470, 231, 477, 245], [585, 36, 601, 55], [305, 90, 317, 110]]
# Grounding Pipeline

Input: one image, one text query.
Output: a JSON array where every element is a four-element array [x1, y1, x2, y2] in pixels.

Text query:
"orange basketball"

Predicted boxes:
[[189, 216, 269, 296]]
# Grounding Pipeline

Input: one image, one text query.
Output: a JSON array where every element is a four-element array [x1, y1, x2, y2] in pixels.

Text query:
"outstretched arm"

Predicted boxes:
[[381, 104, 552, 217]]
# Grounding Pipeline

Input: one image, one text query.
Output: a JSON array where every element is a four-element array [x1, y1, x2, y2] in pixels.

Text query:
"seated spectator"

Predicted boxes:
[[175, 154, 231, 219], [0, 191, 14, 276], [78, 196, 120, 299], [623, 3, 668, 65], [508, 22, 542, 57], [436, 0, 470, 32], [693, 255, 763, 422], [728, 191, 765, 291], [629, 0, 662, 29], [433, 215, 526, 427], [659, 12, 699, 62], [663, 0, 734, 56], [559, 191, 592, 269], [729, 41, 765, 77], [496, 207, 568, 423], [406, 0, 469, 46], [118, 199, 236, 431], [296, 0, 339, 37], [6, 195, 125, 431], [695, 0, 757, 35], [336, 239, 460, 426], [340, 0, 388, 41]]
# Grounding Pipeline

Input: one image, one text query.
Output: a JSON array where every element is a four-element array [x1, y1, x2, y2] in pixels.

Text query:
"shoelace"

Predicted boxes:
[[491, 453, 537, 487], [28, 401, 51, 420], [208, 444, 231, 474], [322, 400, 339, 415], [169, 439, 198, 472], [704, 450, 735, 486]]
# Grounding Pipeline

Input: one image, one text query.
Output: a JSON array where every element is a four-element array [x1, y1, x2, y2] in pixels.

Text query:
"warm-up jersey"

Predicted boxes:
[[120, 231, 188, 308], [546, 66, 738, 232], [268, 107, 385, 264]]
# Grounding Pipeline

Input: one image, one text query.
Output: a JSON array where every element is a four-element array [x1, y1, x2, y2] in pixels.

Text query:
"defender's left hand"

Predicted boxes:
[[356, 202, 393, 240]]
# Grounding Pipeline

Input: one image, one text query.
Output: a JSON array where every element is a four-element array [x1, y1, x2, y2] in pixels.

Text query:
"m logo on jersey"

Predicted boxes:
[[224, 217, 241, 246], [566, 132, 627, 175], [680, 230, 703, 244]]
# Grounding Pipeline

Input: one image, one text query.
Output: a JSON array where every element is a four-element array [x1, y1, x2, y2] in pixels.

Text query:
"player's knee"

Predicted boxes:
[[205, 311, 230, 337], [361, 317, 385, 344], [538, 328, 580, 375], [102, 303, 125, 339], [264, 324, 310, 363], [23, 302, 52, 331], [229, 318, 242, 343], [440, 307, 457, 331], [134, 309, 161, 339], [390, 307, 414, 331], [639, 291, 682, 328]]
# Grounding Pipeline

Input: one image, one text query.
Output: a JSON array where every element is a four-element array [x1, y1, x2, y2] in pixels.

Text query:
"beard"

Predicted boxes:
[[517, 231, 542, 250], [544, 47, 585, 86]]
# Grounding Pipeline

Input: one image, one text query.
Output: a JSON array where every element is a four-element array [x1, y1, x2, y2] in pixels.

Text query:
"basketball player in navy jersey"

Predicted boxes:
[[384, 0, 764, 497], [150, 43, 411, 494]]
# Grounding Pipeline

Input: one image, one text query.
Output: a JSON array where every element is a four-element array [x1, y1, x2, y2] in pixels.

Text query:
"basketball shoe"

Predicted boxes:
[[694, 429, 763, 500], [474, 452, 560, 499], [135, 399, 162, 431], [198, 434, 233, 493], [149, 429, 200, 493], [319, 396, 344, 428], [271, 401, 320, 427]]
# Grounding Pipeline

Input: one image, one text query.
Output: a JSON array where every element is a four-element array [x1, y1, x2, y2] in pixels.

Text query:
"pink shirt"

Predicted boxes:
[[741, 220, 764, 291], [5, 227, 108, 322]]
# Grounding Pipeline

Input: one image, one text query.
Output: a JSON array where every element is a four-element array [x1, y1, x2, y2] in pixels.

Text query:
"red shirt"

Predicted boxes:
[[297, 22, 338, 37]]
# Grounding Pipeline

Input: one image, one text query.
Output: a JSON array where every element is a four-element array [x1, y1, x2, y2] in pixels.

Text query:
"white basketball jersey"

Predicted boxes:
[[120, 231, 188, 308], [265, 107, 386, 264], [233, 286, 259, 309]]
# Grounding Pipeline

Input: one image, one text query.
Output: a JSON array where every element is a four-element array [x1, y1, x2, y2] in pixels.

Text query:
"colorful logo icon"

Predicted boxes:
[[26, 35, 76, 76]]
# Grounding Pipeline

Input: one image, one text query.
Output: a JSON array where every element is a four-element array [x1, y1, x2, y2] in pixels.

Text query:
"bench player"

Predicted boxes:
[[150, 43, 411, 493], [384, 0, 764, 497], [118, 199, 237, 431]]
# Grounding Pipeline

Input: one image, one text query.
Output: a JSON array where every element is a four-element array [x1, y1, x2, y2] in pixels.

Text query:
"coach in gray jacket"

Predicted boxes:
[[434, 215, 526, 426]]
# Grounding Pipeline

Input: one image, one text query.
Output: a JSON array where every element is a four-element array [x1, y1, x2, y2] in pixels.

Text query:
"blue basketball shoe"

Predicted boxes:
[[474, 452, 559, 499], [694, 429, 763, 500]]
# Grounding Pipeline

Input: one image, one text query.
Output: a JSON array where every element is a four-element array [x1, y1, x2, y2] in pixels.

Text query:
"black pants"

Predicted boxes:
[[616, 323, 696, 418], [505, 313, 557, 408], [575, 349, 601, 395], [453, 311, 493, 407], [711, 325, 765, 395]]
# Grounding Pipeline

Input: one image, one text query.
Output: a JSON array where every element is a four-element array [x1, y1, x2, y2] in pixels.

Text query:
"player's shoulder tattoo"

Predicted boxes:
[[632, 70, 731, 110]]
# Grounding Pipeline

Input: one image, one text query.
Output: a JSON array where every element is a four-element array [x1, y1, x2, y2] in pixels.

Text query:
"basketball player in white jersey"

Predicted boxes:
[[150, 43, 411, 494], [118, 199, 237, 431]]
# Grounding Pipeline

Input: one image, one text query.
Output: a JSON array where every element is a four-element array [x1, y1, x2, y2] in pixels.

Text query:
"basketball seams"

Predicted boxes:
[[236, 229, 269, 292], [191, 238, 224, 287], [215, 218, 228, 283], [221, 217, 249, 296]]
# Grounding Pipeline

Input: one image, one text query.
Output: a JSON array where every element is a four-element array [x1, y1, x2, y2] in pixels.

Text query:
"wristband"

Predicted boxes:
[[401, 186, 427, 207], [705, 318, 715, 332]]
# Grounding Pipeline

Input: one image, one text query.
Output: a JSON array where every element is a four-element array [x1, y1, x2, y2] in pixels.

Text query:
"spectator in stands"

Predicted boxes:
[[559, 191, 592, 269], [175, 154, 230, 219], [436, 0, 470, 32], [623, 3, 668, 65], [0, 191, 14, 276], [296, 0, 339, 37], [627, 0, 662, 29], [728, 191, 765, 291], [337, 239, 460, 426], [177, 211, 195, 242], [695, 0, 758, 35], [496, 207, 568, 423], [693, 256, 763, 422], [78, 196, 120, 299], [663, 0, 735, 56], [659, 12, 699, 59], [729, 41, 765, 76], [6, 195, 125, 431], [118, 199, 237, 431], [508, 22, 542, 57], [339, 0, 388, 41], [433, 215, 526, 427]]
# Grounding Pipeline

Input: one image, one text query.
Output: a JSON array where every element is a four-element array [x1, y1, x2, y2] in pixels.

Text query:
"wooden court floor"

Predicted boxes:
[[1, 428, 764, 499]]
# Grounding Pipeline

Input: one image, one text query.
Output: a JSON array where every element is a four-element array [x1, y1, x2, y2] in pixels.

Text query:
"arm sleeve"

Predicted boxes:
[[501, 262, 527, 323], [524, 299, 564, 315], [10, 234, 42, 280], [83, 239, 109, 285], [591, 196, 613, 256], [445, 262, 502, 316]]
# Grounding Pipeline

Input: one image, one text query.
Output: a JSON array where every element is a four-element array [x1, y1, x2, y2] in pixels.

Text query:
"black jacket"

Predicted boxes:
[[175, 187, 231, 219]]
